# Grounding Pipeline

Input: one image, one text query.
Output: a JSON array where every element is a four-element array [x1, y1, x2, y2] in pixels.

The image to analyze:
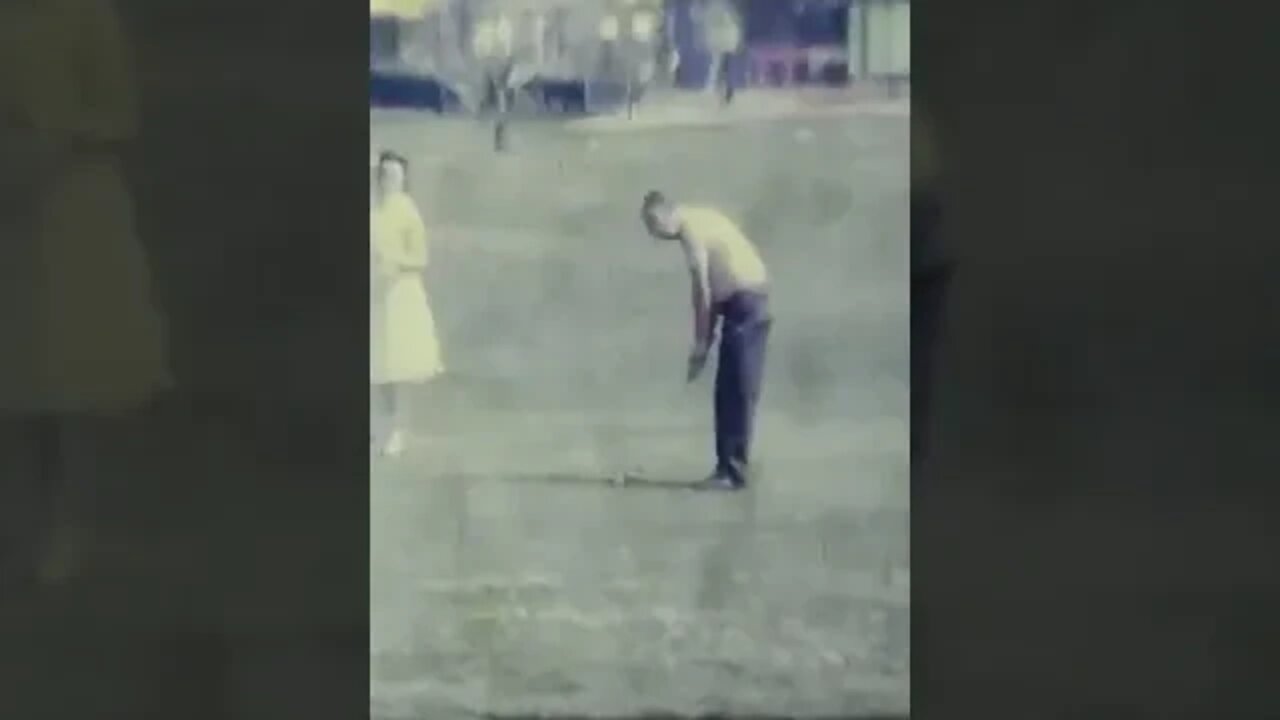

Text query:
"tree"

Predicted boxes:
[[471, 12, 516, 110], [697, 0, 743, 102], [600, 4, 661, 119], [623, 7, 660, 118], [469, 10, 537, 151]]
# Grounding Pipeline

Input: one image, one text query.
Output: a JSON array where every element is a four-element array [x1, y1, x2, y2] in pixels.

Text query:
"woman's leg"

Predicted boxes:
[[371, 383, 392, 447], [0, 417, 58, 583], [379, 383, 407, 456], [382, 384, 399, 423], [374, 381, 424, 457], [37, 415, 104, 584], [12, 415, 79, 584], [370, 385, 381, 446]]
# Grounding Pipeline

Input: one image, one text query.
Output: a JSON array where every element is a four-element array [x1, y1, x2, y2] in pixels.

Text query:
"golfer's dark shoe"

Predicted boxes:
[[695, 471, 746, 492]]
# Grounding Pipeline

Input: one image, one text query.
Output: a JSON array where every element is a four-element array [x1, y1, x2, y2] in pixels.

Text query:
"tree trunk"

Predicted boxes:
[[704, 54, 721, 94], [493, 118, 507, 152], [492, 75, 509, 153]]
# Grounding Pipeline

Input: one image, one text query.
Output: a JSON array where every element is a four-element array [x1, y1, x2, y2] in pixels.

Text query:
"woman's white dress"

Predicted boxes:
[[0, 0, 171, 415], [370, 191, 444, 385]]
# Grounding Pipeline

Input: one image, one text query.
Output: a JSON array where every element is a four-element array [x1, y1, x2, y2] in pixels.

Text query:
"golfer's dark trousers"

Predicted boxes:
[[713, 289, 772, 485]]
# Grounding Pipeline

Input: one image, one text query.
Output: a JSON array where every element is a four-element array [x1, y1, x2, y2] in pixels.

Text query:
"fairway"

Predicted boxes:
[[370, 109, 909, 718]]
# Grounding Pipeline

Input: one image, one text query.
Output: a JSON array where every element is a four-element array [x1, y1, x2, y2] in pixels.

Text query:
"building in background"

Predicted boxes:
[[848, 0, 909, 88], [373, 0, 666, 113], [370, 0, 441, 70], [667, 0, 909, 93], [385, 0, 662, 79], [372, 0, 908, 110]]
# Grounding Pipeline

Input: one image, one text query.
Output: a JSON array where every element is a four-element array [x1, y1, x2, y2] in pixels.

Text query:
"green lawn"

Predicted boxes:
[[371, 110, 910, 718]]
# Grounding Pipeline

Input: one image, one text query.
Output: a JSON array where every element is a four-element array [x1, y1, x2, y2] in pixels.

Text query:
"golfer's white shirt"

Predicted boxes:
[[676, 205, 768, 303]]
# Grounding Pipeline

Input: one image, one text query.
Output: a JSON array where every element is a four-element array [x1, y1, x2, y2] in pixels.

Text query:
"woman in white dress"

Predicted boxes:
[[1, 0, 170, 584], [370, 151, 444, 457]]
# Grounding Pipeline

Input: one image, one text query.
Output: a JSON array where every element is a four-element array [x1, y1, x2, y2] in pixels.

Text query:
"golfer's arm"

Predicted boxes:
[[688, 262, 713, 349]]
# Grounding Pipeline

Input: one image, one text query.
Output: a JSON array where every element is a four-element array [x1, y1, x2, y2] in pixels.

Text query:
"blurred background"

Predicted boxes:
[[370, 0, 909, 114]]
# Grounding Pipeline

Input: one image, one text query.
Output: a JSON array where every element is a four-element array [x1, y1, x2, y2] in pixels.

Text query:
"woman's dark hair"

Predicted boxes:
[[376, 150, 410, 189]]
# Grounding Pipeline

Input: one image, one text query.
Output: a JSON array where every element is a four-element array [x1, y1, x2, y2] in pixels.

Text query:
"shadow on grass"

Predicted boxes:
[[432, 471, 739, 493]]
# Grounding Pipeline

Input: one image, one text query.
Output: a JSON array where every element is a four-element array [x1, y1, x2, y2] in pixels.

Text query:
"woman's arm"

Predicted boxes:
[[391, 197, 429, 271], [374, 196, 429, 272], [3, 0, 136, 187]]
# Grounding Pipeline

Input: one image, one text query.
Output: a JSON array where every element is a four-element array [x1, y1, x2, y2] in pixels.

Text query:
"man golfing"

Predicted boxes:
[[640, 191, 771, 490]]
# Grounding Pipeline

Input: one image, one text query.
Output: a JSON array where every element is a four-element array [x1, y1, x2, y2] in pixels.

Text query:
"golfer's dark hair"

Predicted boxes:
[[641, 190, 668, 214]]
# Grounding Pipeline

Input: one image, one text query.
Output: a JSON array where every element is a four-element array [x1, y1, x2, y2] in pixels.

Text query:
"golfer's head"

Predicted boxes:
[[640, 190, 679, 239], [376, 151, 409, 195]]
